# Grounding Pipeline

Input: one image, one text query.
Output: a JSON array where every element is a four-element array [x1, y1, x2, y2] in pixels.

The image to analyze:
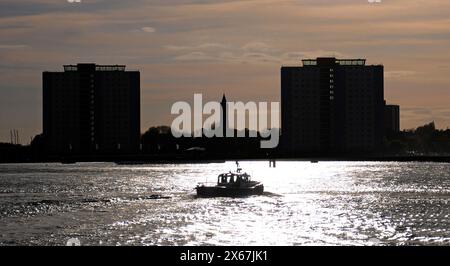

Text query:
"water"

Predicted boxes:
[[0, 161, 449, 246]]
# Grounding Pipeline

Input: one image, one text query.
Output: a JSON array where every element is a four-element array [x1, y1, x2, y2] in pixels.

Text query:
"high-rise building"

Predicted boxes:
[[384, 104, 400, 134], [43, 63, 140, 155], [281, 57, 385, 153]]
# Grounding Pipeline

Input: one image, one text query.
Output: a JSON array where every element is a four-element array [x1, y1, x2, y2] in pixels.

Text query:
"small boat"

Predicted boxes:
[[196, 162, 264, 198]]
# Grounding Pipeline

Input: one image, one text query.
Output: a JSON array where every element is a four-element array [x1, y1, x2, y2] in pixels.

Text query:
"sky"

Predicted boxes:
[[1, 0, 450, 143]]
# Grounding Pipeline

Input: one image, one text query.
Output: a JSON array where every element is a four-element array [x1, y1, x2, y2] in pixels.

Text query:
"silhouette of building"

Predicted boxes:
[[384, 103, 400, 134], [43, 63, 140, 155], [281, 57, 385, 153], [220, 94, 227, 137]]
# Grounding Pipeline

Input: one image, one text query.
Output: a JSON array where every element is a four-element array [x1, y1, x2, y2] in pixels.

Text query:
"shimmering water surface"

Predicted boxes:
[[0, 161, 449, 246]]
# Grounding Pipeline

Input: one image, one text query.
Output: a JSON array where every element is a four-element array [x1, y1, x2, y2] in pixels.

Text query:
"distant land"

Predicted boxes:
[[1, 122, 449, 164]]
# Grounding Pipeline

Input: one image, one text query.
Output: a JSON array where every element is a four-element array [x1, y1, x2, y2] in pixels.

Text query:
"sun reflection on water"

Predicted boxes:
[[0, 161, 448, 245]]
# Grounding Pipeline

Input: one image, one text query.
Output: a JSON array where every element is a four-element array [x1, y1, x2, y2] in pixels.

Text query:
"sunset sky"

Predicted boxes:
[[1, 0, 450, 143]]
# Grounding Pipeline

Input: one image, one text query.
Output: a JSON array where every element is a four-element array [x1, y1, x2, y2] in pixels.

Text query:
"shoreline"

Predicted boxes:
[[1, 155, 449, 164]]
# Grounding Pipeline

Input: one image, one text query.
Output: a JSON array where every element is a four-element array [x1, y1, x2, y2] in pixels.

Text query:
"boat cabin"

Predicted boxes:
[[217, 172, 251, 185]]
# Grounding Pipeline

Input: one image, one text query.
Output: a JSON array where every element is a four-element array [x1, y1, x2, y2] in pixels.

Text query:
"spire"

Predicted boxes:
[[221, 93, 227, 137]]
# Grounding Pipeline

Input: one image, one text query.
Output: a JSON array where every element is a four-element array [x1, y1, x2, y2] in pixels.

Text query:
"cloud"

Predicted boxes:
[[174, 51, 216, 61], [171, 49, 281, 64], [0, 44, 29, 49], [141, 26, 156, 33], [164, 45, 190, 51], [287, 50, 345, 59], [240, 52, 280, 63], [2, 0, 450, 140], [241, 42, 275, 53], [167, 42, 346, 65], [401, 106, 450, 129], [280, 50, 346, 64], [402, 107, 432, 116], [167, 41, 284, 64], [165, 43, 229, 51], [385, 70, 416, 79], [197, 43, 230, 49], [0, 0, 148, 18]]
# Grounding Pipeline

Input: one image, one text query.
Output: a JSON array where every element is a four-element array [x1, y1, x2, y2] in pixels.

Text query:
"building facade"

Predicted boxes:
[[384, 104, 400, 134], [281, 57, 385, 153], [43, 63, 140, 155]]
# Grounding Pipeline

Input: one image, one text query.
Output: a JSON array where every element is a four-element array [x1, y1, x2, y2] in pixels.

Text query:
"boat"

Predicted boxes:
[[196, 162, 264, 197]]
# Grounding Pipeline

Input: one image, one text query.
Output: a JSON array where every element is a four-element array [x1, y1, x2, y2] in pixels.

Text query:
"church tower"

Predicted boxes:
[[220, 94, 227, 137]]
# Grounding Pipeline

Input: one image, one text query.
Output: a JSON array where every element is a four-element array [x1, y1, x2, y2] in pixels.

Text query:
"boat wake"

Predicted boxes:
[[0, 194, 172, 218], [262, 191, 283, 197]]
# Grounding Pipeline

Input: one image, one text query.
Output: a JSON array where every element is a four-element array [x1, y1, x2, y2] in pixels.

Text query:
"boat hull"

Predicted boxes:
[[196, 184, 264, 198]]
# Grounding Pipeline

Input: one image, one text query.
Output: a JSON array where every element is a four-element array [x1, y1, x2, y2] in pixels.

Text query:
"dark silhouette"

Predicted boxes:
[[385, 103, 400, 135], [140, 125, 264, 158], [385, 122, 450, 155], [1, 121, 450, 163], [281, 57, 386, 154], [42, 63, 140, 155], [141, 126, 176, 153], [1, 60, 449, 164], [221, 94, 227, 137]]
